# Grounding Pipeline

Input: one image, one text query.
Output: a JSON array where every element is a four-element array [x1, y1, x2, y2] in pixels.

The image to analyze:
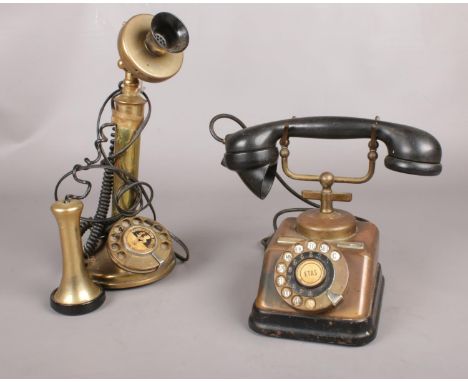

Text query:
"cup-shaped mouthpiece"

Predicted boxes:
[[147, 12, 189, 55]]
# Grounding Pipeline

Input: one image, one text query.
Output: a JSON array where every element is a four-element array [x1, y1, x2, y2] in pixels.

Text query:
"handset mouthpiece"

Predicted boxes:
[[384, 157, 442, 176], [145, 12, 189, 56], [118, 13, 189, 83]]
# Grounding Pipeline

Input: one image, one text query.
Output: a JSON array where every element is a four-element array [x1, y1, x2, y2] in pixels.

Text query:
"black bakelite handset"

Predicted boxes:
[[214, 116, 442, 199]]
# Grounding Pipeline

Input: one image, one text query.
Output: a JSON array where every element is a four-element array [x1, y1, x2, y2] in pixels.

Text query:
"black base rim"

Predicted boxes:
[[50, 288, 106, 316], [248, 264, 385, 346]]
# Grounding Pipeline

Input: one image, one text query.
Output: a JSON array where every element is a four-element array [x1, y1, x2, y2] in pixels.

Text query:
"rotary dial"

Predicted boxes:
[[107, 216, 173, 274], [273, 240, 349, 312]]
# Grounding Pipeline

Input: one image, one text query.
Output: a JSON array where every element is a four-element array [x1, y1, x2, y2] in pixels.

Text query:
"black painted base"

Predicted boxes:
[[50, 288, 106, 316], [248, 265, 385, 346]]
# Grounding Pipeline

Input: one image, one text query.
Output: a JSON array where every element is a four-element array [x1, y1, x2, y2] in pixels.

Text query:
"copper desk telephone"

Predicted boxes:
[[50, 12, 190, 315], [209, 114, 442, 345]]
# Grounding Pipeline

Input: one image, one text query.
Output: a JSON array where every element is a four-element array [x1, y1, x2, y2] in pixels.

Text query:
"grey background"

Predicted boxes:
[[0, 3, 466, 378]]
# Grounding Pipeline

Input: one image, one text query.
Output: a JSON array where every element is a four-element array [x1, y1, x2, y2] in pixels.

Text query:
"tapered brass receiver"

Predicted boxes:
[[50, 200, 105, 315]]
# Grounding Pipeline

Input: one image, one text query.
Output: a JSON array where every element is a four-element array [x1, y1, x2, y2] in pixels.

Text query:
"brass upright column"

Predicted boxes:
[[112, 70, 146, 214]]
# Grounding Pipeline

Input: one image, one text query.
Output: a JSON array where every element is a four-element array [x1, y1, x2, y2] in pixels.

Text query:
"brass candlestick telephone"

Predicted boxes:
[[209, 114, 442, 345], [50, 12, 190, 315]]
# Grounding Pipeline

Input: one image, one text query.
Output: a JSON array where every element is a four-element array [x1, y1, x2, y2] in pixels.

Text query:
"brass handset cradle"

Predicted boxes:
[[210, 113, 442, 345], [279, 117, 379, 213], [50, 12, 190, 315]]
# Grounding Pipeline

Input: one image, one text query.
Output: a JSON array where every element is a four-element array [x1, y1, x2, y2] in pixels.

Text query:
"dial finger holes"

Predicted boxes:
[[153, 224, 163, 232], [319, 243, 330, 253], [160, 242, 170, 251], [276, 263, 287, 274], [276, 276, 286, 287], [305, 298, 316, 309], [331, 251, 341, 261], [307, 241, 317, 250], [294, 244, 304, 254], [292, 296, 302, 307]]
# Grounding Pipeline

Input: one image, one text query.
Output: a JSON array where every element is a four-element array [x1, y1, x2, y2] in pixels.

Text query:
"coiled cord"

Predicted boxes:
[[83, 128, 115, 257], [55, 82, 189, 262]]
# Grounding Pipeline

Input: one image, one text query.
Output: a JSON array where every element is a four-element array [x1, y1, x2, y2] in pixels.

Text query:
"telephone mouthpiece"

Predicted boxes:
[[145, 12, 189, 55]]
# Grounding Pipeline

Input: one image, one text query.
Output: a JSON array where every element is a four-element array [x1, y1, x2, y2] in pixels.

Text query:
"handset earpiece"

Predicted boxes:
[[210, 114, 278, 199]]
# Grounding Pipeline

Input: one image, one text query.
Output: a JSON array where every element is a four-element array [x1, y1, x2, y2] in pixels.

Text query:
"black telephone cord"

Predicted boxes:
[[54, 82, 189, 262]]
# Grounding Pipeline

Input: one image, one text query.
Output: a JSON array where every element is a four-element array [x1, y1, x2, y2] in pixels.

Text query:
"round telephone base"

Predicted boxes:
[[86, 246, 176, 289], [50, 288, 105, 316], [296, 208, 357, 240]]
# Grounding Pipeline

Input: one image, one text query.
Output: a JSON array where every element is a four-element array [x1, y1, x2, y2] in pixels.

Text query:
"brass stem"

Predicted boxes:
[[111, 71, 147, 215], [321, 187, 334, 213]]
